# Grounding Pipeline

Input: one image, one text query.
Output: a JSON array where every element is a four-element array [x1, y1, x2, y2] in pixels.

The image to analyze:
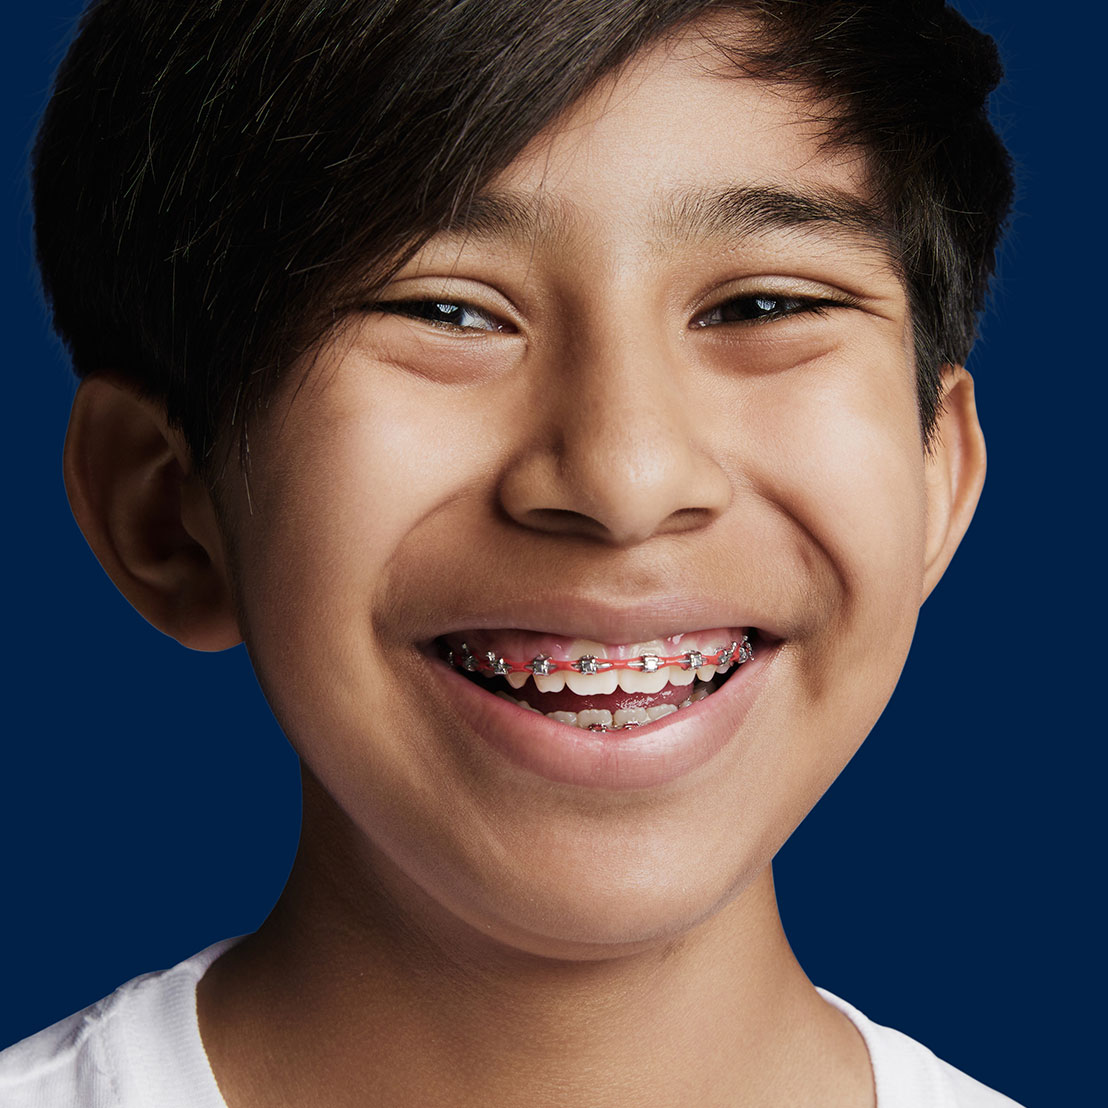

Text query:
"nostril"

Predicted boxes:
[[663, 506, 719, 533], [514, 507, 610, 539], [509, 505, 718, 547]]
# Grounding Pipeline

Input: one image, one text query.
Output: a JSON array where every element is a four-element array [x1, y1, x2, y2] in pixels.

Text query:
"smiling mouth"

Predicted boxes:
[[434, 629, 755, 732]]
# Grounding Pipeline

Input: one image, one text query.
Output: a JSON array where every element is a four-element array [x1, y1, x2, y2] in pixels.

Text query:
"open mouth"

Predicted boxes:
[[433, 629, 755, 732]]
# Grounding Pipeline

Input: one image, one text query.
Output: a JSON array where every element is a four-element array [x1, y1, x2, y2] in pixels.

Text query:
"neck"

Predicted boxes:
[[198, 774, 872, 1108]]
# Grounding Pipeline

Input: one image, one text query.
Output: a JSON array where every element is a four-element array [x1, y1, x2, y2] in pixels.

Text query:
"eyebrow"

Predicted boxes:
[[657, 184, 896, 253], [443, 191, 575, 244], [441, 183, 896, 256]]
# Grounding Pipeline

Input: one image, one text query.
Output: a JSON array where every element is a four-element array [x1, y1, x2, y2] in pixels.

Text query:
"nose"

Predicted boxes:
[[498, 329, 731, 547]]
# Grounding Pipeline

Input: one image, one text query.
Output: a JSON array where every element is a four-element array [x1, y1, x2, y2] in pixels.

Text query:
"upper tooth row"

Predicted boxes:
[[449, 636, 752, 692]]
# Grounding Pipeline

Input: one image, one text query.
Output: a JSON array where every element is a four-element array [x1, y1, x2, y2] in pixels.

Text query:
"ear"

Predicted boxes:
[[63, 375, 242, 651], [921, 366, 987, 602]]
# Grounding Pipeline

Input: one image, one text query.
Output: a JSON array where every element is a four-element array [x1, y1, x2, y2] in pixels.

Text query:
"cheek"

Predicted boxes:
[[698, 360, 930, 851], [218, 372, 492, 812], [735, 350, 928, 689], [767, 349, 926, 577], [798, 409, 926, 595], [234, 363, 512, 613], [220, 359, 533, 781]]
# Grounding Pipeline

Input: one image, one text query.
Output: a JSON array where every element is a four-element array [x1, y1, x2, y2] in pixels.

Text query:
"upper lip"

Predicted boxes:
[[407, 590, 785, 648]]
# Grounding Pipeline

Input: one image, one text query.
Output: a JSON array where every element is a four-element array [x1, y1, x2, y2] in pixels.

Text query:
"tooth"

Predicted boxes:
[[506, 672, 530, 690], [617, 668, 670, 694], [528, 653, 555, 676], [564, 668, 619, 695], [534, 672, 567, 693], [646, 704, 679, 721], [666, 665, 695, 687], [613, 707, 650, 727], [678, 696, 692, 709], [486, 654, 511, 676], [696, 664, 718, 682], [559, 641, 617, 695], [690, 684, 710, 702], [576, 709, 613, 729], [547, 710, 578, 725]]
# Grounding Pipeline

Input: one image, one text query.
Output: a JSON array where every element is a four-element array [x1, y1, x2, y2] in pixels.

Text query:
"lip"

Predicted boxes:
[[404, 590, 789, 649], [419, 632, 779, 791]]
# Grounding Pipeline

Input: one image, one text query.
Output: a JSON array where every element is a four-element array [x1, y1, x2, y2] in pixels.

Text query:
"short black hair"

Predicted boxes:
[[32, 0, 1013, 475]]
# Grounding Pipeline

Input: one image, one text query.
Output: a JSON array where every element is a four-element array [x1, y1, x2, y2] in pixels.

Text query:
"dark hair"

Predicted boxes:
[[32, 0, 1012, 475]]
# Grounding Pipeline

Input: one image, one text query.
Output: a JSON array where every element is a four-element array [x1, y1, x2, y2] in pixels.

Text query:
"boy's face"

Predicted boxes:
[[209, 24, 979, 956]]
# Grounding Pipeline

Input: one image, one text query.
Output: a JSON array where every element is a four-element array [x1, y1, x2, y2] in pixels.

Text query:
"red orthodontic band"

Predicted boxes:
[[448, 635, 752, 678]]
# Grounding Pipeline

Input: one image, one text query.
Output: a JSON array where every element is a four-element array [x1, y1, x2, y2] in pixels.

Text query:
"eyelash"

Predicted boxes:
[[693, 293, 852, 326], [372, 300, 511, 333], [370, 292, 853, 333]]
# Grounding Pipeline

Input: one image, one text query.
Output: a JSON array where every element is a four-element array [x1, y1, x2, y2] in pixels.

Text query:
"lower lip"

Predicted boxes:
[[424, 643, 777, 790]]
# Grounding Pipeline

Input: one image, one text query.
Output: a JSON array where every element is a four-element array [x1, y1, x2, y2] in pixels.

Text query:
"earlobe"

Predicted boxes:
[[63, 375, 242, 651], [921, 367, 987, 602]]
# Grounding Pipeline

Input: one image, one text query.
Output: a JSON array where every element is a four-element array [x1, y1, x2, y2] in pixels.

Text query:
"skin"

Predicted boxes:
[[64, 18, 986, 1108]]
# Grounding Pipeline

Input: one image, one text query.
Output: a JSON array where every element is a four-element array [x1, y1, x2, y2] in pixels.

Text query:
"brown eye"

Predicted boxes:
[[694, 294, 831, 326], [375, 299, 510, 332]]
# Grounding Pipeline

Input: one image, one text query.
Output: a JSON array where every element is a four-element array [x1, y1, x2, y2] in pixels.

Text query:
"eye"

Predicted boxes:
[[373, 299, 511, 333], [692, 293, 843, 327]]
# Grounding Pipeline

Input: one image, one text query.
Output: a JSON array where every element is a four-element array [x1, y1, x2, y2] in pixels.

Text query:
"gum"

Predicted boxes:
[[443, 628, 745, 671]]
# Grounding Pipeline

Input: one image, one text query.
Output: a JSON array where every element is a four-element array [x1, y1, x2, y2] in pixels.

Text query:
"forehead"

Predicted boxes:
[[421, 20, 897, 277]]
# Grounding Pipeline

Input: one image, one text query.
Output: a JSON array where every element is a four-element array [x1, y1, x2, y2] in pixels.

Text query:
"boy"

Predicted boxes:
[[2, 1, 1022, 1105]]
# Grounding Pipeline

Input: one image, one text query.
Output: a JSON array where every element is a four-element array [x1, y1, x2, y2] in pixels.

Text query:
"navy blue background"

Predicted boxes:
[[3, 4, 1101, 1104]]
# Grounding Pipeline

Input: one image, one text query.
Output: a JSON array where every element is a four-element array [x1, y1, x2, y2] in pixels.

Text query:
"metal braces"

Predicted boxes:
[[447, 634, 752, 678]]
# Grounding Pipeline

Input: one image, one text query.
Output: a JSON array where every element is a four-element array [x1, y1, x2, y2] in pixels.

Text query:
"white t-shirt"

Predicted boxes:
[[0, 940, 1026, 1107]]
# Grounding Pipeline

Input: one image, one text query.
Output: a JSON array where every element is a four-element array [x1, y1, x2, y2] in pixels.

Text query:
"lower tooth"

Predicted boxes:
[[543, 694, 710, 730], [497, 691, 540, 712], [576, 709, 613, 729]]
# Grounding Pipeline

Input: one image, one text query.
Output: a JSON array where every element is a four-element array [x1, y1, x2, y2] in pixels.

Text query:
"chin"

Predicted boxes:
[[396, 822, 770, 962]]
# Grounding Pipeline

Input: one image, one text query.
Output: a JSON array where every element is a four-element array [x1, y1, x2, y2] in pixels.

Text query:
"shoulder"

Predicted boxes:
[[0, 940, 238, 1108], [817, 989, 1026, 1108], [0, 994, 117, 1107]]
